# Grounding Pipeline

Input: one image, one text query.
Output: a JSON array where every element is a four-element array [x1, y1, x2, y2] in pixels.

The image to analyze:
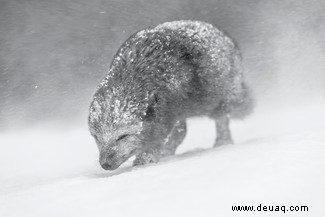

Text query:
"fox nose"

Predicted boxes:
[[101, 162, 113, 170], [100, 161, 119, 170]]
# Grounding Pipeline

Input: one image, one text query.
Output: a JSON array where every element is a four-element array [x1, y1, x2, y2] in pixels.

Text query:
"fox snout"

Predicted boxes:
[[99, 151, 119, 170]]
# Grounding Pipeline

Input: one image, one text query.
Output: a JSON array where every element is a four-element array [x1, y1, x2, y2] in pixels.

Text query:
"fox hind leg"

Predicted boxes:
[[210, 100, 233, 147], [214, 115, 233, 147]]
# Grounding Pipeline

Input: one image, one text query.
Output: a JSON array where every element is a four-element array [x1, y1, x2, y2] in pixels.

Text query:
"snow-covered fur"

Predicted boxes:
[[88, 20, 254, 170]]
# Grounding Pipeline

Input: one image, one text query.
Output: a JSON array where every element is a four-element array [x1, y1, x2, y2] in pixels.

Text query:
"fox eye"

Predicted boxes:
[[117, 134, 129, 141]]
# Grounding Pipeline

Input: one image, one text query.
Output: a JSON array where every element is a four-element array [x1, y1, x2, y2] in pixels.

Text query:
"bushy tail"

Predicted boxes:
[[229, 82, 255, 119]]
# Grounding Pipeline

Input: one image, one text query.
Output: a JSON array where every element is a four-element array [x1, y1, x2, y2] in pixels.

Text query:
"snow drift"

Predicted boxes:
[[0, 104, 324, 217]]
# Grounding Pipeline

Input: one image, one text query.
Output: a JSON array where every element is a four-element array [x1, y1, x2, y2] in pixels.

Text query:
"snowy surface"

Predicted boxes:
[[1, 104, 325, 217]]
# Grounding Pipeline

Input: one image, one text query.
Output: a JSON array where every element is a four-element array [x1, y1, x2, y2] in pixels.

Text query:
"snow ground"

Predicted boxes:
[[0, 104, 325, 217]]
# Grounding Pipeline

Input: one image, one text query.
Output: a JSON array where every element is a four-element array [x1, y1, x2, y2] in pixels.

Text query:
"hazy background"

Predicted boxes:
[[1, 2, 325, 215], [1, 0, 325, 130]]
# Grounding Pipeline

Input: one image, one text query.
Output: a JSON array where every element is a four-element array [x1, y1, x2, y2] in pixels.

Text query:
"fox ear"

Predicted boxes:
[[145, 93, 159, 121]]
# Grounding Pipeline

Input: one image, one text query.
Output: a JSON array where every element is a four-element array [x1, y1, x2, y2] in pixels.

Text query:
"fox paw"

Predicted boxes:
[[133, 152, 159, 166], [214, 138, 233, 147]]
